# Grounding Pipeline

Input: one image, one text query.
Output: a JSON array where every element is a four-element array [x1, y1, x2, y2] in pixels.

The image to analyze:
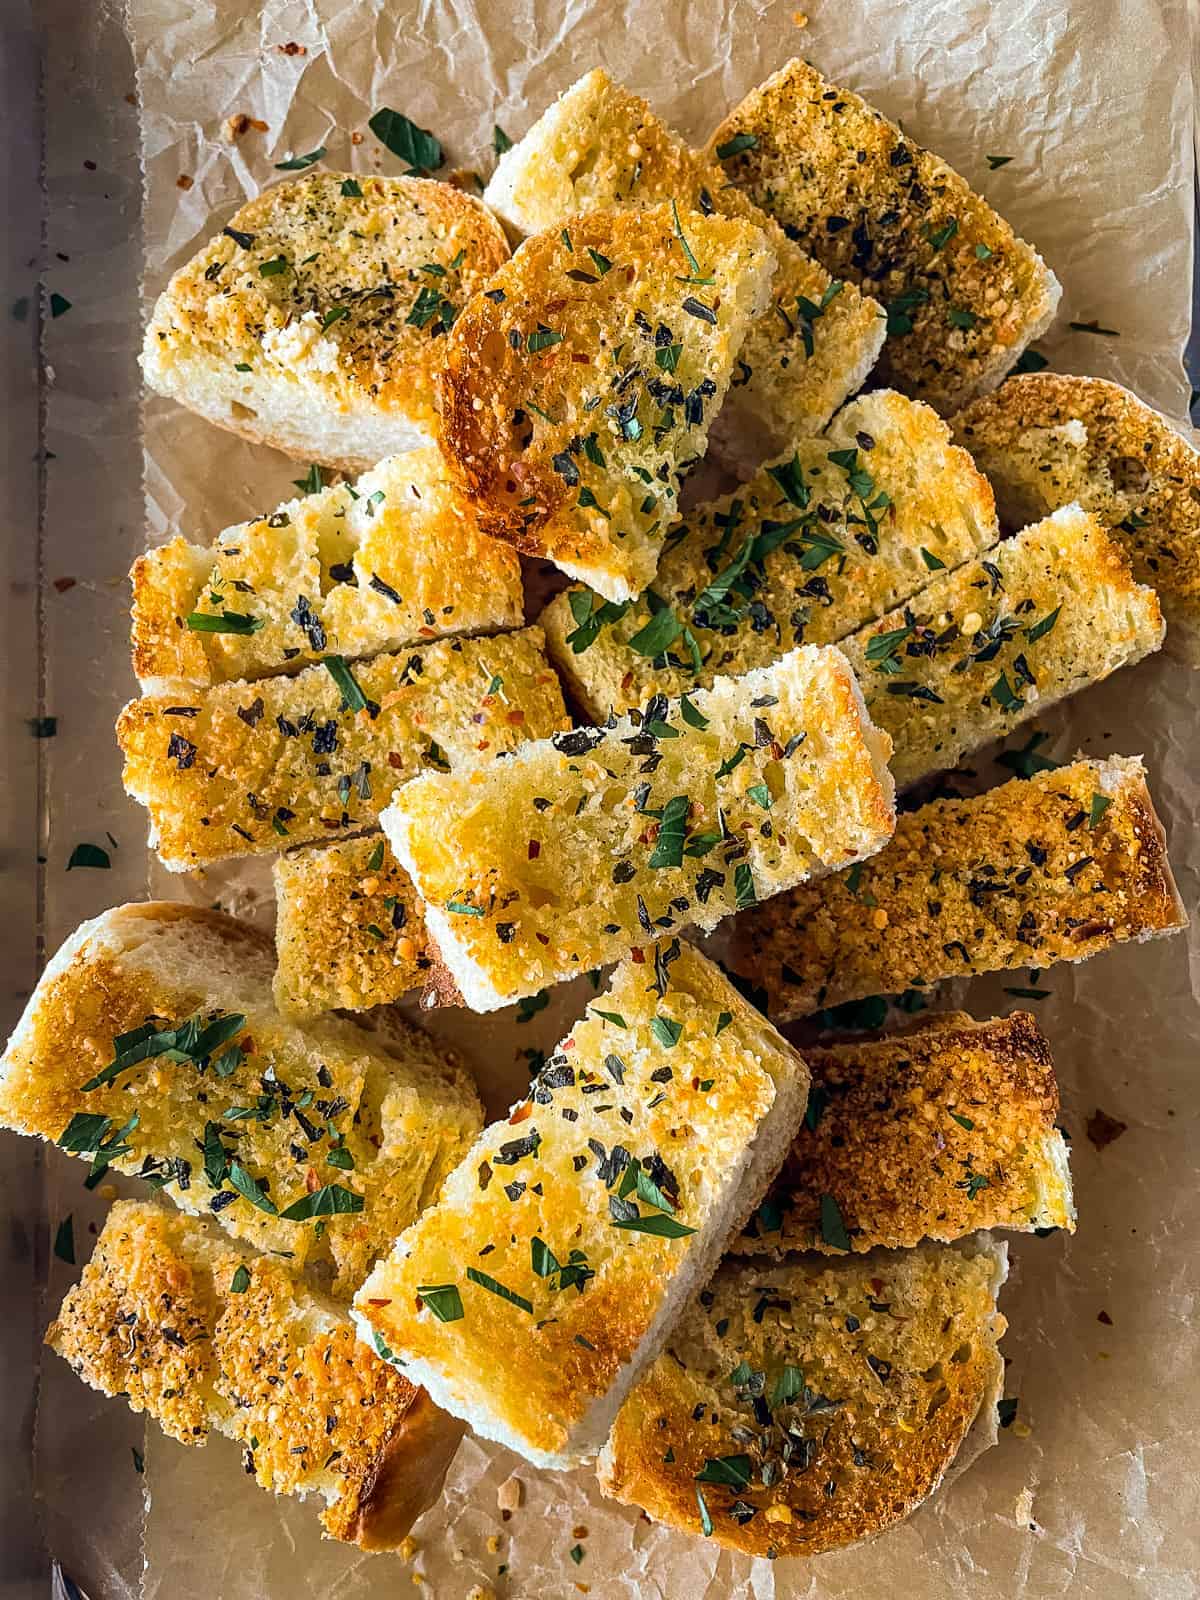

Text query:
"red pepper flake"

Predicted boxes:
[[177, 175, 194, 191], [507, 709, 526, 725], [366, 1298, 391, 1307], [508, 1101, 533, 1125], [535, 932, 549, 945], [53, 577, 77, 593], [630, 948, 645, 964], [528, 839, 541, 859], [305, 1167, 320, 1193], [1097, 1309, 1113, 1325], [278, 41, 308, 54], [387, 752, 405, 769], [1086, 1108, 1127, 1149]]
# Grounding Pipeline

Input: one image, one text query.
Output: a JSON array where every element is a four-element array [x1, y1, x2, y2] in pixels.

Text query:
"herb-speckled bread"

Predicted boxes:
[[597, 1237, 1008, 1557], [743, 1011, 1074, 1255], [118, 626, 567, 870], [541, 389, 998, 719], [840, 504, 1164, 789], [142, 173, 510, 471], [483, 68, 885, 475], [707, 58, 1060, 414], [953, 373, 1200, 666], [47, 1201, 465, 1550], [352, 939, 810, 1469], [728, 755, 1187, 1021], [438, 202, 776, 602], [131, 448, 524, 693], [0, 903, 483, 1294], [380, 644, 895, 1013]]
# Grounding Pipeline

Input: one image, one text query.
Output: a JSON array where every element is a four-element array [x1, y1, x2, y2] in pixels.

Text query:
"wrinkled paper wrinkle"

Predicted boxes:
[[37, 0, 1200, 1593]]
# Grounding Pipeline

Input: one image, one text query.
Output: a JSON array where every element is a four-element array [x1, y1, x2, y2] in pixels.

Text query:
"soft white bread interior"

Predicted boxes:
[[381, 644, 895, 1013], [541, 388, 999, 720], [953, 372, 1200, 666], [0, 902, 483, 1294], [142, 172, 510, 471], [742, 1010, 1074, 1254], [438, 202, 777, 602], [729, 754, 1188, 1022], [597, 1237, 1009, 1557], [484, 67, 885, 476], [352, 940, 810, 1469], [840, 503, 1164, 789], [707, 58, 1061, 414], [131, 448, 524, 693], [46, 1200, 465, 1550]]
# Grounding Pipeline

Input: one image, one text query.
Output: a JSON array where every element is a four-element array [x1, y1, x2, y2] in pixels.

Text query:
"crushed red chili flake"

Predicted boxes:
[[53, 577, 77, 593], [1086, 1108, 1127, 1149]]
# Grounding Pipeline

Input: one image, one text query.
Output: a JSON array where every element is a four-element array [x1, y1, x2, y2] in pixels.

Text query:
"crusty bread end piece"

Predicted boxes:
[[353, 940, 809, 1469], [597, 1237, 1008, 1557], [541, 388, 998, 720], [142, 173, 510, 471], [953, 373, 1200, 666], [46, 1201, 465, 1549], [484, 68, 885, 476], [840, 503, 1164, 789], [439, 202, 776, 602], [729, 754, 1187, 1021], [743, 1011, 1074, 1254], [118, 626, 567, 871], [707, 58, 1061, 414], [381, 644, 895, 1013], [0, 902, 482, 1293], [131, 448, 524, 693]]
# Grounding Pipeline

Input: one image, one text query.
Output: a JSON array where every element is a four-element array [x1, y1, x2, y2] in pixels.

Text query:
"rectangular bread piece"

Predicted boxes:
[[742, 1011, 1074, 1254], [0, 903, 483, 1294], [47, 1201, 465, 1550], [142, 173, 511, 471], [707, 58, 1061, 414], [541, 389, 999, 720], [839, 504, 1164, 789], [352, 940, 810, 1469], [597, 1238, 1008, 1557], [131, 447, 524, 693], [381, 644, 896, 1013], [118, 626, 567, 870], [273, 834, 432, 1019], [728, 755, 1187, 1022], [953, 372, 1200, 667], [438, 203, 776, 603], [484, 68, 885, 476]]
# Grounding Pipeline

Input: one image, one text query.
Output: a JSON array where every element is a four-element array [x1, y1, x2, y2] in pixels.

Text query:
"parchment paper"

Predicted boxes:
[[24, 0, 1200, 1594]]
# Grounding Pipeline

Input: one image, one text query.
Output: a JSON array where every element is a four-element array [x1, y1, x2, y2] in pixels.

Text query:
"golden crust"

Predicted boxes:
[[729, 755, 1188, 1021], [743, 1011, 1074, 1253], [117, 627, 568, 870], [707, 58, 1060, 414], [598, 1240, 1006, 1557], [541, 389, 998, 719], [438, 204, 776, 601], [142, 174, 510, 470], [0, 902, 483, 1292], [381, 645, 895, 1013], [483, 68, 885, 471], [953, 373, 1200, 665], [839, 505, 1164, 788], [353, 941, 808, 1467], [46, 1201, 464, 1548], [131, 448, 524, 692]]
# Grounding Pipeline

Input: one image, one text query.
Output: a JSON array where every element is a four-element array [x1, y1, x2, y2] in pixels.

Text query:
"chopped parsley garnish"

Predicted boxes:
[[990, 671, 1023, 712], [670, 198, 712, 284], [996, 728, 1061, 779], [230, 1263, 251, 1293], [274, 147, 326, 170], [53, 1215, 75, 1265], [885, 283, 929, 336], [986, 154, 1013, 169], [610, 1211, 697, 1238], [733, 863, 756, 909], [715, 132, 758, 160], [924, 218, 958, 252], [516, 990, 550, 1024], [648, 795, 689, 868], [368, 108, 443, 172], [696, 1486, 714, 1537], [366, 839, 386, 872], [493, 125, 512, 155], [66, 842, 111, 871], [947, 305, 978, 329], [258, 256, 289, 278], [340, 177, 362, 197], [278, 1183, 363, 1222], [819, 1193, 851, 1251], [322, 654, 373, 715], [417, 1283, 465, 1322], [185, 610, 265, 635], [1089, 792, 1113, 826], [466, 1266, 533, 1314], [50, 293, 72, 318], [795, 279, 843, 356], [527, 323, 563, 354], [920, 547, 946, 571], [649, 1015, 682, 1049], [1069, 320, 1120, 337], [696, 1454, 752, 1488], [1025, 605, 1061, 644], [80, 1011, 246, 1092], [228, 1162, 277, 1214], [292, 463, 325, 495]]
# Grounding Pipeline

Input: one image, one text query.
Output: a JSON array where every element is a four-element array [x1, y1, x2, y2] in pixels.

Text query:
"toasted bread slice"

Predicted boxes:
[[46, 1201, 464, 1549], [118, 626, 567, 871], [840, 504, 1163, 789], [541, 390, 998, 719], [438, 203, 776, 602], [142, 174, 510, 471], [707, 59, 1061, 414], [380, 645, 895, 1013], [352, 940, 809, 1469], [953, 373, 1200, 666], [484, 68, 885, 475], [597, 1237, 1008, 1557], [728, 755, 1187, 1021], [0, 903, 482, 1293], [273, 835, 431, 1019], [743, 1011, 1074, 1254], [131, 448, 524, 693]]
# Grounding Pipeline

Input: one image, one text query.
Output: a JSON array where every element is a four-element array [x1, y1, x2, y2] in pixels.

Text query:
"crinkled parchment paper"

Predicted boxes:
[[22, 0, 1200, 1594]]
